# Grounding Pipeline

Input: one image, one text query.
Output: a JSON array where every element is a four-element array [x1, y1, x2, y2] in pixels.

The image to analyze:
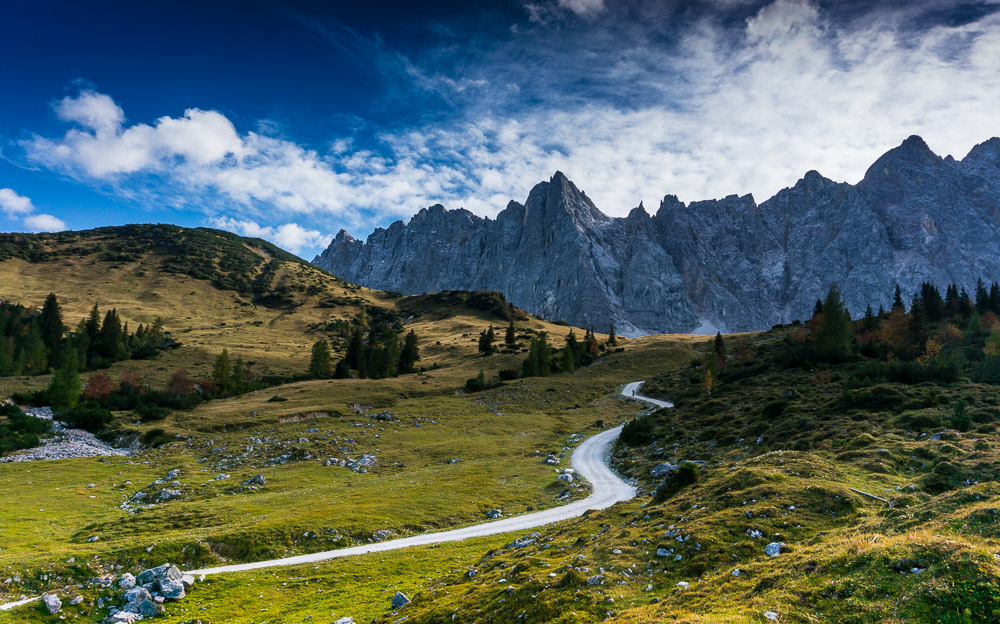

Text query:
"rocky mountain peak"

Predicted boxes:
[[315, 135, 1000, 335]]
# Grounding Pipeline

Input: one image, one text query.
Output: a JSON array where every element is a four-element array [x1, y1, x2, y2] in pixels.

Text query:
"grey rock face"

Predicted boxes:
[[315, 137, 1000, 333]]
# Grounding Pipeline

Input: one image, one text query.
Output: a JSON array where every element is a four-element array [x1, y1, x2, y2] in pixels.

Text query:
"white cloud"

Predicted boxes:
[[209, 216, 328, 255], [0, 188, 66, 232], [17, 3, 1000, 247], [746, 0, 820, 42], [0, 188, 35, 216], [557, 0, 605, 17], [22, 213, 67, 232]]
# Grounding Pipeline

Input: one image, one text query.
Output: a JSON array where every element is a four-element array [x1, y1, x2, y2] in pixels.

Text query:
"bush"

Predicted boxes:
[[949, 399, 973, 432], [761, 401, 788, 417], [465, 371, 488, 392], [620, 417, 654, 446], [136, 404, 170, 422], [498, 368, 520, 381], [59, 407, 113, 432], [653, 462, 700, 503]]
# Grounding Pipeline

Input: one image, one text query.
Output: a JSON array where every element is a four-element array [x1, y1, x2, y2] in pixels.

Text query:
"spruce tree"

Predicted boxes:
[[98, 309, 123, 360], [48, 349, 82, 410], [232, 355, 246, 392], [991, 282, 1000, 314], [309, 340, 332, 379], [346, 326, 365, 371], [212, 349, 232, 394], [505, 321, 516, 346], [813, 284, 852, 361], [713, 331, 726, 365], [39, 293, 63, 367], [399, 330, 420, 373], [537, 332, 552, 376], [976, 278, 989, 312], [565, 330, 579, 366], [892, 284, 905, 311], [561, 345, 575, 373], [607, 324, 617, 347], [478, 325, 495, 356]]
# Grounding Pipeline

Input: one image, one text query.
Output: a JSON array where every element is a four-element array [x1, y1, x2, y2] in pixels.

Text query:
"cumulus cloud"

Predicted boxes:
[[0, 188, 66, 232], [22, 213, 67, 232], [16, 1, 1000, 248], [209, 216, 328, 254], [0, 188, 35, 216]]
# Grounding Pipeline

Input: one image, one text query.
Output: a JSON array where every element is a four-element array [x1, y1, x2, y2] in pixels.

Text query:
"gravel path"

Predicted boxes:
[[188, 381, 667, 575]]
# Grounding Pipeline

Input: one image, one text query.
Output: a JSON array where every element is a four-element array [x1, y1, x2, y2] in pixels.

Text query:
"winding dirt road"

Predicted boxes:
[[187, 381, 668, 575], [0, 381, 669, 611]]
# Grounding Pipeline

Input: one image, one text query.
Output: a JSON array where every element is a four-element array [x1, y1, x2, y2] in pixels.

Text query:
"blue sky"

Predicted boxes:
[[2, 0, 1000, 258]]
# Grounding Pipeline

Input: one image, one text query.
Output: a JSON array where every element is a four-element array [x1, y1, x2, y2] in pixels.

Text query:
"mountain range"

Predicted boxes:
[[314, 135, 1000, 334]]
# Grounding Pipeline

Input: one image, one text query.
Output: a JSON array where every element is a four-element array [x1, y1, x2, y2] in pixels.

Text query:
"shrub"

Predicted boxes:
[[59, 407, 113, 432], [653, 462, 700, 503], [620, 417, 654, 446], [136, 404, 170, 422], [142, 428, 173, 447], [949, 399, 973, 432]]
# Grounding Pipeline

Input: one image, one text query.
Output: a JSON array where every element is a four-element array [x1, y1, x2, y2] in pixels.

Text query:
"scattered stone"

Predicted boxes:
[[486, 509, 502, 519], [391, 591, 410, 609], [732, 569, 741, 577], [651, 462, 677, 477], [765, 542, 786, 557], [557, 473, 574, 483], [656, 548, 670, 557], [165, 469, 181, 480], [119, 573, 136, 589], [70, 595, 84, 605], [764, 611, 779, 621], [373, 529, 393, 541], [243, 474, 266, 487], [676, 581, 689, 589], [158, 489, 181, 501], [587, 576, 603, 585], [447, 458, 462, 464], [334, 618, 355, 624], [42, 593, 62, 614]]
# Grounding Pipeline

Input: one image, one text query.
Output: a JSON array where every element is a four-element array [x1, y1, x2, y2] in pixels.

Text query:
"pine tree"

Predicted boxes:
[[607, 324, 617, 347], [309, 340, 332, 379], [537, 332, 552, 376], [892, 284, 905, 311], [812, 299, 824, 317], [48, 349, 82, 410], [561, 345, 575, 373], [346, 326, 365, 371], [976, 278, 989, 312], [97, 309, 123, 360], [212, 349, 231, 394], [478, 325, 496, 356], [813, 284, 852, 361], [0, 336, 12, 376], [991, 282, 1000, 314], [565, 330, 579, 366], [39, 293, 63, 367], [85, 303, 101, 341], [232, 355, 247, 392], [713, 331, 726, 366], [369, 330, 400, 378], [504, 321, 516, 346], [399, 330, 420, 373]]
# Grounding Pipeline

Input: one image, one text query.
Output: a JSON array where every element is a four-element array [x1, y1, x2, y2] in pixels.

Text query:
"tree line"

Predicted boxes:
[[0, 294, 174, 377]]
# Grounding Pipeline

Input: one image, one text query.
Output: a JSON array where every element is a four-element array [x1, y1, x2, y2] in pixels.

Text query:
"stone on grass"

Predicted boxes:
[[42, 593, 62, 614], [70, 595, 84, 605], [119, 573, 136, 589], [765, 542, 786, 557], [158, 577, 186, 600], [158, 489, 181, 501], [486, 509, 502, 519], [243, 474, 266, 486], [391, 591, 411, 609], [334, 618, 355, 624], [764, 611, 779, 621]]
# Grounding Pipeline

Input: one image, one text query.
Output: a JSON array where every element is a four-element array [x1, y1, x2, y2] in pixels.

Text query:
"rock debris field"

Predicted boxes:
[[0, 407, 133, 463]]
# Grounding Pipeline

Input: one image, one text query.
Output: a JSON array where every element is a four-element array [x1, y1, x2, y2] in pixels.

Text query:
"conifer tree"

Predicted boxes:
[[39, 293, 63, 367], [97, 309, 123, 360], [813, 284, 852, 361], [812, 299, 824, 317], [607, 324, 617, 346], [478, 325, 496, 356], [346, 326, 365, 371], [48, 349, 82, 410], [212, 349, 232, 394], [561, 345, 575, 373], [399, 329, 420, 373], [504, 321, 516, 346], [713, 331, 726, 366], [892, 284, 905, 311], [991, 282, 1000, 315], [565, 330, 579, 365], [309, 339, 332, 379], [976, 278, 990, 313]]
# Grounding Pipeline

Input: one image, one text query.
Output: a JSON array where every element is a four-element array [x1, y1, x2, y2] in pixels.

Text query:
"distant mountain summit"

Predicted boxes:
[[314, 137, 1000, 334]]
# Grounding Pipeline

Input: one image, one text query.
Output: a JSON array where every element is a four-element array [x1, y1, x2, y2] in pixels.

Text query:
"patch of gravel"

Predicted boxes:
[[0, 407, 134, 463]]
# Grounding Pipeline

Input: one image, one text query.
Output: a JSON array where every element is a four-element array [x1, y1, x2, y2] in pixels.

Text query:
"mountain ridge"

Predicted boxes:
[[315, 136, 1000, 334]]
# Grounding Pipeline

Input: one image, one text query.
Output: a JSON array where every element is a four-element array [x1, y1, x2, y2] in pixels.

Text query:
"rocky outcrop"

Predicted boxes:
[[315, 136, 1000, 333]]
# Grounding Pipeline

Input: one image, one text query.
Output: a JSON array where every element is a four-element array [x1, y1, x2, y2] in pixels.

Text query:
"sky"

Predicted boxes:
[[2, 0, 999, 258]]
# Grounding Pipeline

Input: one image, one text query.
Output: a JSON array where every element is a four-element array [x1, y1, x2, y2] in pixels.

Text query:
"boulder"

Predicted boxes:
[[486, 509, 502, 519], [181, 574, 195, 589], [334, 618, 356, 624], [656, 548, 670, 557], [119, 573, 136, 589], [557, 473, 574, 483], [165, 469, 181, 480], [42, 593, 62, 614], [391, 591, 411, 609], [243, 474, 266, 486], [651, 463, 677, 477], [139, 599, 164, 617], [765, 542, 786, 557], [158, 489, 181, 501], [158, 577, 186, 600], [70, 595, 84, 605]]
